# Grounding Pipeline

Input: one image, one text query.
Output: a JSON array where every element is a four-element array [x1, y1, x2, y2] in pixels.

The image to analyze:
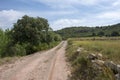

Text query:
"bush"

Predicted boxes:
[[48, 41, 59, 48], [36, 42, 60, 51], [0, 29, 10, 57], [11, 44, 26, 56], [111, 31, 119, 36], [36, 43, 48, 50], [1, 43, 26, 57], [23, 43, 37, 55]]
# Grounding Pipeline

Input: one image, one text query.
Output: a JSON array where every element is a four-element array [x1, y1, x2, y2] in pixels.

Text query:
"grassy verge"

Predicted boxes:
[[66, 38, 116, 80], [0, 57, 20, 66], [72, 40, 120, 64]]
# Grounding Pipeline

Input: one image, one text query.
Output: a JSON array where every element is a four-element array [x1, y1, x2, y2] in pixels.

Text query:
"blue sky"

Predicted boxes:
[[0, 0, 120, 30]]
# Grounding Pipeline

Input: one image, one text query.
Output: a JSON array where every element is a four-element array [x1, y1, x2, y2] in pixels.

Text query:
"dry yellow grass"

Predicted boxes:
[[72, 40, 120, 63]]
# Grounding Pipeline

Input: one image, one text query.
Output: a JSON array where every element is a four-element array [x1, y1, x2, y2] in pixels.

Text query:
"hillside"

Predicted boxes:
[[55, 23, 120, 39]]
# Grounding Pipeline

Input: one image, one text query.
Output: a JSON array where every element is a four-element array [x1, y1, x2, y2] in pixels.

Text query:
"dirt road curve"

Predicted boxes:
[[0, 41, 69, 80]]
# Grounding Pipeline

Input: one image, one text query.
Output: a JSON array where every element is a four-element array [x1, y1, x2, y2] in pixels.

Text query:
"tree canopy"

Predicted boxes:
[[11, 15, 50, 45], [0, 15, 62, 57]]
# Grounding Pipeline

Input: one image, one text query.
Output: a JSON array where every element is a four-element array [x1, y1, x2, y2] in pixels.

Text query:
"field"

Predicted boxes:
[[66, 37, 120, 80], [69, 37, 120, 63]]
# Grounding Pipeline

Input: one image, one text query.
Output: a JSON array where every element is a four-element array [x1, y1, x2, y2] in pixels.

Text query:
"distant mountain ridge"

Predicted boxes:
[[55, 23, 120, 39]]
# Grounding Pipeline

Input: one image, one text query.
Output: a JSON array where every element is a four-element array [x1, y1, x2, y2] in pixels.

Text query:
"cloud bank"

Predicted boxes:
[[0, 0, 120, 30], [0, 9, 24, 29]]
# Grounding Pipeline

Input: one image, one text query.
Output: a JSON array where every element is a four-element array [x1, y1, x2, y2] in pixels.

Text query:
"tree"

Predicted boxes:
[[92, 32, 96, 36], [111, 31, 119, 36], [97, 31, 105, 37], [11, 15, 49, 45], [0, 15, 62, 57], [10, 15, 51, 54]]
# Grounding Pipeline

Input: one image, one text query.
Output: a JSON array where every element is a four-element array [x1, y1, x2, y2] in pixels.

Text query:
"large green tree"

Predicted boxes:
[[11, 15, 49, 45], [111, 31, 119, 36], [9, 15, 52, 54], [0, 15, 61, 57]]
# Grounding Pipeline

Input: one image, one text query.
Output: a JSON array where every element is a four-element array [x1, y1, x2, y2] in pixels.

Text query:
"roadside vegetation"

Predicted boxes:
[[66, 38, 120, 80], [71, 38, 120, 63], [0, 15, 61, 60]]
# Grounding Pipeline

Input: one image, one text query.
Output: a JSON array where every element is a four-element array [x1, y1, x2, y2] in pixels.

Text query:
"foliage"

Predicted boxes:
[[0, 29, 10, 57], [1, 43, 26, 57], [97, 31, 105, 37], [56, 23, 120, 39], [0, 15, 62, 58], [111, 31, 119, 36], [11, 15, 49, 45]]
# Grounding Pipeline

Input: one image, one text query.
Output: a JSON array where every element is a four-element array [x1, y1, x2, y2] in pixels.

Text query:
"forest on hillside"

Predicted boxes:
[[56, 23, 120, 39]]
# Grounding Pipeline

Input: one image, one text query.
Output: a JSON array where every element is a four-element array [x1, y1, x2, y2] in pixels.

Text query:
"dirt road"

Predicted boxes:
[[0, 41, 69, 80]]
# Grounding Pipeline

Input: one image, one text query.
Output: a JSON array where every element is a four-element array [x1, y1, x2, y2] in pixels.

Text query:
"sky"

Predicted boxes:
[[0, 0, 120, 30]]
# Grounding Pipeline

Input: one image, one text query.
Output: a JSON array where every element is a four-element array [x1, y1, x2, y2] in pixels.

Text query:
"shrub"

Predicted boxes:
[[111, 31, 119, 36], [1, 43, 26, 57], [36, 43, 48, 50], [0, 29, 10, 57]]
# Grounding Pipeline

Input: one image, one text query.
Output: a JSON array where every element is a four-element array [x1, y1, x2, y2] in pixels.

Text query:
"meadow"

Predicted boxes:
[[70, 38, 120, 63], [66, 37, 120, 80]]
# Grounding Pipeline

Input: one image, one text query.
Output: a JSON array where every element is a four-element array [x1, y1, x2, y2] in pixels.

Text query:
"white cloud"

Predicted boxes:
[[0, 9, 78, 30], [51, 19, 85, 30], [37, 10, 77, 16], [0, 9, 24, 29], [80, 0, 100, 5], [112, 0, 120, 6], [97, 11, 120, 20], [51, 10, 120, 30], [34, 0, 107, 9], [1, 0, 120, 31]]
